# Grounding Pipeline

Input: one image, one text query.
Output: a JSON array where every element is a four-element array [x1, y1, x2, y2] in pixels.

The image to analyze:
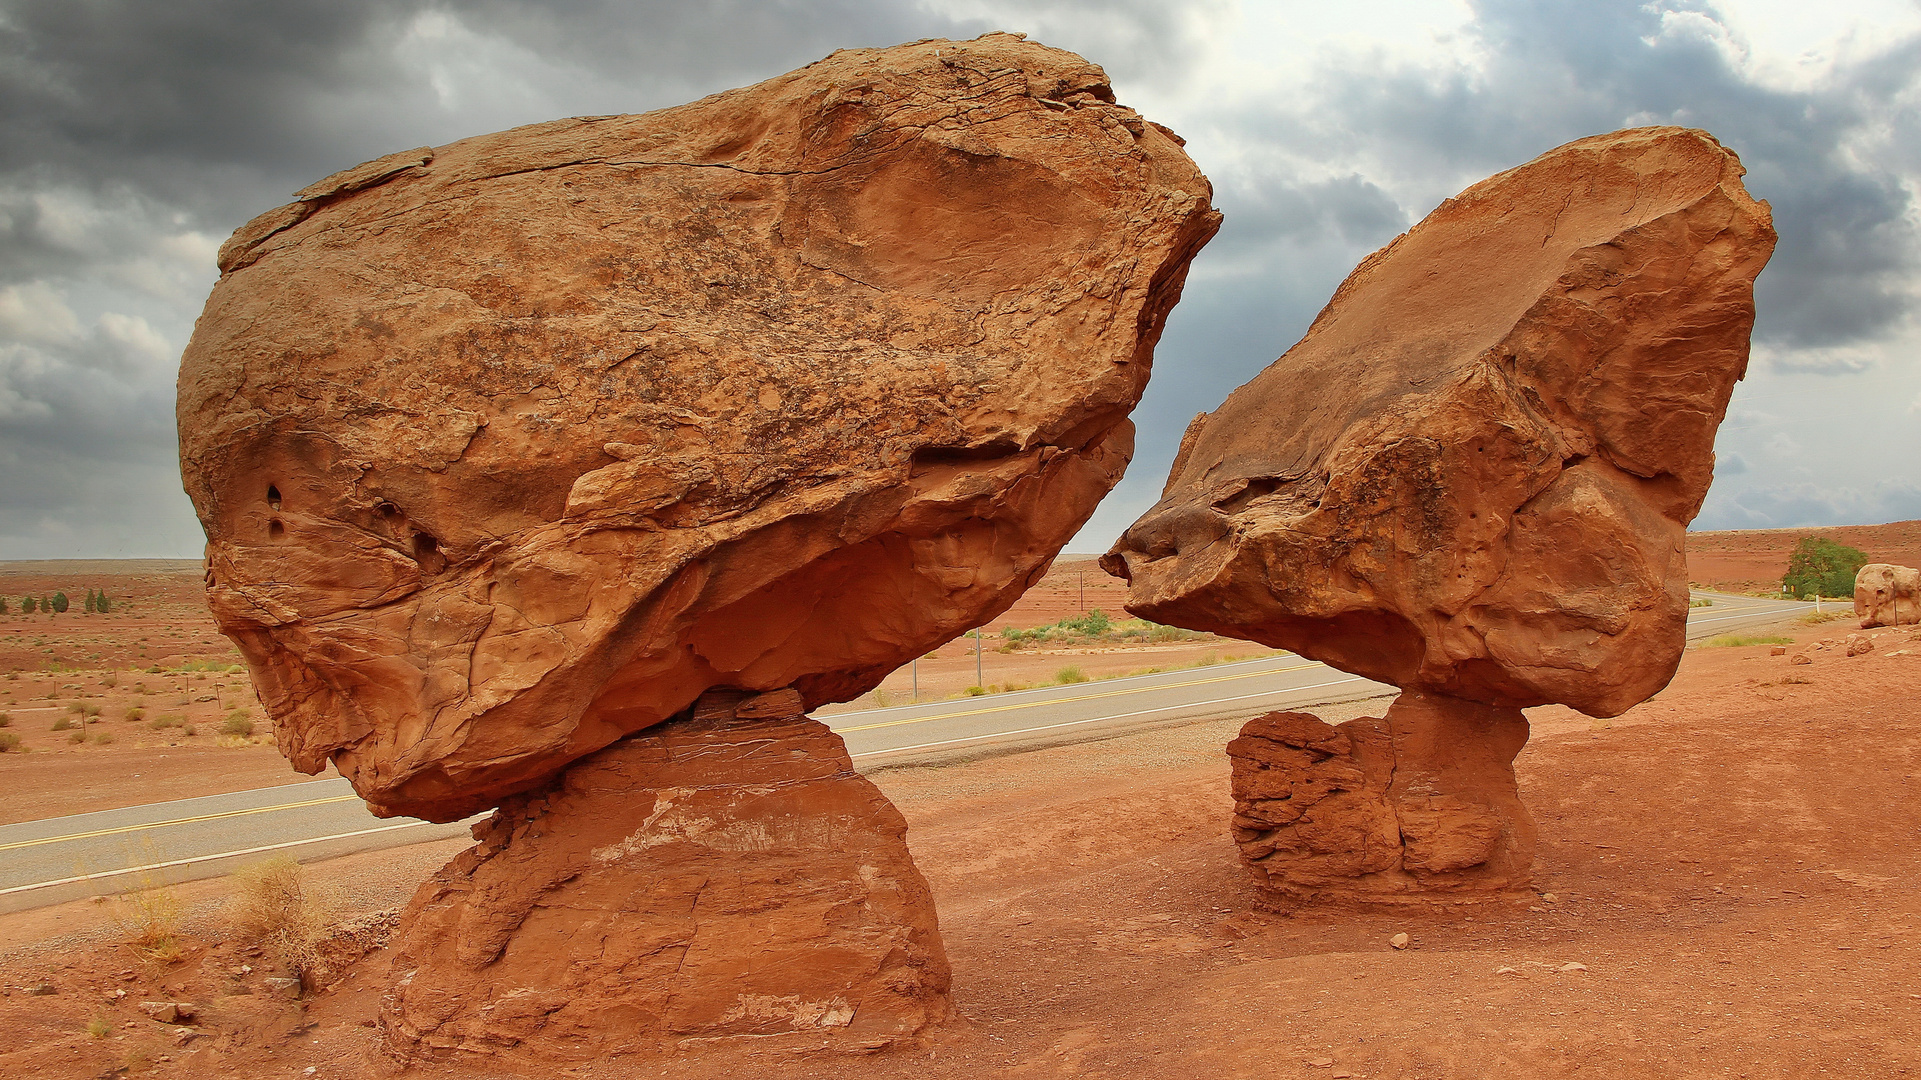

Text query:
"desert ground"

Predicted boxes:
[[0, 528, 1917, 1078]]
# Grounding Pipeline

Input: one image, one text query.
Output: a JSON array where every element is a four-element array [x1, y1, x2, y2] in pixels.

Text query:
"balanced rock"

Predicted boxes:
[[1856, 563, 1920, 628], [1106, 127, 1774, 901], [382, 694, 947, 1061], [177, 33, 1218, 822]]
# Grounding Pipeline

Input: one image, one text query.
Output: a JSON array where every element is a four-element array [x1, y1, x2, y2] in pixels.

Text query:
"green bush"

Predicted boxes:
[[67, 730, 86, 744], [1688, 597, 1714, 608], [50, 717, 74, 732], [149, 714, 186, 731], [98, 591, 111, 613], [20, 597, 34, 614], [1055, 666, 1088, 685], [50, 592, 68, 614], [0, 732, 19, 752], [220, 712, 255, 737], [0, 712, 10, 727], [1783, 536, 1869, 599], [92, 731, 114, 746], [124, 707, 145, 722]]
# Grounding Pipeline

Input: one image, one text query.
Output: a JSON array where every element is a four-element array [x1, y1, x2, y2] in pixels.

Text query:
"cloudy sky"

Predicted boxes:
[[1, 0, 1916, 560]]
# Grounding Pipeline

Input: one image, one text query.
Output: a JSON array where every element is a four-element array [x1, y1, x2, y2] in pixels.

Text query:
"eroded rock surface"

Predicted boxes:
[[1227, 696, 1534, 903], [1105, 127, 1774, 718], [1107, 128, 1773, 902], [382, 690, 949, 1060], [177, 33, 1218, 821], [1856, 564, 1920, 628]]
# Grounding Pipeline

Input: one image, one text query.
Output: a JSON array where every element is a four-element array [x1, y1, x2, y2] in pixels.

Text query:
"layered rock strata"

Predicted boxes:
[[1856, 564, 1920, 628], [1226, 697, 1534, 903], [382, 689, 949, 1060], [176, 32, 1219, 822], [1105, 127, 1775, 901]]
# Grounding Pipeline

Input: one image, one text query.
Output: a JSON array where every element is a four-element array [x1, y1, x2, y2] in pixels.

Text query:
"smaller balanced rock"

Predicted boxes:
[[1107, 127, 1775, 903]]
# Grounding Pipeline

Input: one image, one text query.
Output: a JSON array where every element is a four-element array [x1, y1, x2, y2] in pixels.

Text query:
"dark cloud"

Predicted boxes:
[[0, 0, 1916, 559], [1211, 0, 1921, 356]]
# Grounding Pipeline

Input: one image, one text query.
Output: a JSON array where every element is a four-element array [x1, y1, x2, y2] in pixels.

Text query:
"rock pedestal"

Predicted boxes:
[[1226, 692, 1535, 904], [380, 690, 948, 1062]]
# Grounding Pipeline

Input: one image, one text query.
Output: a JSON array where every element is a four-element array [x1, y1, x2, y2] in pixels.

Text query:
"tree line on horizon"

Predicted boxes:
[[2, 588, 118, 616]]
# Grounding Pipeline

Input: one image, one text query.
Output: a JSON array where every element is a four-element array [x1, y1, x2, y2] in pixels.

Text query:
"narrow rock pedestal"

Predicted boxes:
[[380, 690, 950, 1063], [1226, 691, 1536, 905]]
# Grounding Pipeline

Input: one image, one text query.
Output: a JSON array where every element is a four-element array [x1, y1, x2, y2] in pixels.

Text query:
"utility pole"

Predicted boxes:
[[1079, 570, 1085, 612], [911, 658, 918, 703], [974, 629, 983, 690]]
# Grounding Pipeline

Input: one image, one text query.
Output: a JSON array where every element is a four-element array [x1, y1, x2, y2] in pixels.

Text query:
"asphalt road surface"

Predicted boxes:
[[0, 590, 1819, 912]]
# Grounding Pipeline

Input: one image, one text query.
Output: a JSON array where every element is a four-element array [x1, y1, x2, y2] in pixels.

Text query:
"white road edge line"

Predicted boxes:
[[0, 820, 443, 897], [850, 675, 1372, 759]]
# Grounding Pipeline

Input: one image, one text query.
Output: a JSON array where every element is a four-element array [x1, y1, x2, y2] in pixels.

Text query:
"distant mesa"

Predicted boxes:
[[1105, 127, 1777, 904], [177, 33, 1216, 1060]]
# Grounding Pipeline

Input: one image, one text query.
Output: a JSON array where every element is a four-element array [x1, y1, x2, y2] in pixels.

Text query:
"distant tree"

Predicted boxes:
[[20, 597, 34, 614], [84, 589, 96, 614], [50, 592, 68, 614], [97, 591, 111, 613], [1783, 537, 1869, 599], [0, 596, 7, 614]]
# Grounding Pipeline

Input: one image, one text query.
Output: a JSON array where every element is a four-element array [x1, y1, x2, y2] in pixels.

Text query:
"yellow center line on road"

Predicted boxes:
[[831, 659, 1326, 734], [0, 793, 364, 853]]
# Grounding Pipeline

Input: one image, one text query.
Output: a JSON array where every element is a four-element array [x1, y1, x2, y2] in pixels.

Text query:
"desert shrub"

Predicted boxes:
[[84, 589, 96, 613], [183, 724, 198, 737], [112, 879, 186, 961], [50, 716, 74, 731], [1055, 665, 1088, 684], [86, 1016, 111, 1038], [68, 730, 86, 744], [20, 597, 33, 614], [124, 707, 145, 722], [1799, 610, 1845, 625], [1195, 653, 1220, 667], [964, 684, 987, 696], [0, 712, 10, 726], [50, 591, 68, 613], [92, 731, 114, 746], [1703, 633, 1793, 648], [149, 713, 185, 731], [1783, 537, 1868, 599], [97, 592, 111, 613], [83, 702, 100, 717], [220, 711, 255, 737], [0, 732, 20, 752], [1688, 596, 1714, 608], [65, 701, 85, 714], [230, 856, 337, 979]]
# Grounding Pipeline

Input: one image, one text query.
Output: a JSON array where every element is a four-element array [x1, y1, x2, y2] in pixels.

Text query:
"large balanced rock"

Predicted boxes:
[[1105, 128, 1774, 902], [177, 32, 1218, 822], [1856, 563, 1920, 628], [383, 690, 948, 1061]]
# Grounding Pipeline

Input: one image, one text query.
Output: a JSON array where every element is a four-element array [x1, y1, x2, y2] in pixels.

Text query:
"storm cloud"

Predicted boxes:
[[0, 0, 1915, 558]]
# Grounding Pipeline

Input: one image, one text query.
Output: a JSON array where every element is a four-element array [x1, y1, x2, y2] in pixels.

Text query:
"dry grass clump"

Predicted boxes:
[[0, 731, 19, 752], [230, 856, 338, 981], [112, 885, 188, 962]]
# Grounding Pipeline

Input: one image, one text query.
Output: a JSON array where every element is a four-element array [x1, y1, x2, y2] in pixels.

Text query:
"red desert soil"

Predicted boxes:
[[1684, 518, 1921, 593], [3, 609, 1918, 1078]]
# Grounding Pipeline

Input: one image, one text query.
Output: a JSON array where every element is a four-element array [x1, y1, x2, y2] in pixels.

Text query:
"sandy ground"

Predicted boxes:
[[2, 609, 1918, 1078]]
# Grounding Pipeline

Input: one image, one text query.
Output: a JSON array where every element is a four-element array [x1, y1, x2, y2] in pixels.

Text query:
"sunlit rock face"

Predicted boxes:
[[1105, 127, 1776, 719], [178, 32, 1219, 822], [1106, 127, 1774, 904]]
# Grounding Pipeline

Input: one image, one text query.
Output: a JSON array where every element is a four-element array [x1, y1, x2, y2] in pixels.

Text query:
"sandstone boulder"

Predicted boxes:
[[178, 33, 1218, 821], [1227, 697, 1534, 903], [1106, 128, 1774, 902], [1856, 563, 1920, 628], [1104, 127, 1774, 718], [382, 691, 947, 1060]]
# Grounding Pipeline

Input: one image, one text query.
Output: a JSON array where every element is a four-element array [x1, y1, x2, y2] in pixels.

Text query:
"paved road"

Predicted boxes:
[[0, 590, 1817, 912]]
